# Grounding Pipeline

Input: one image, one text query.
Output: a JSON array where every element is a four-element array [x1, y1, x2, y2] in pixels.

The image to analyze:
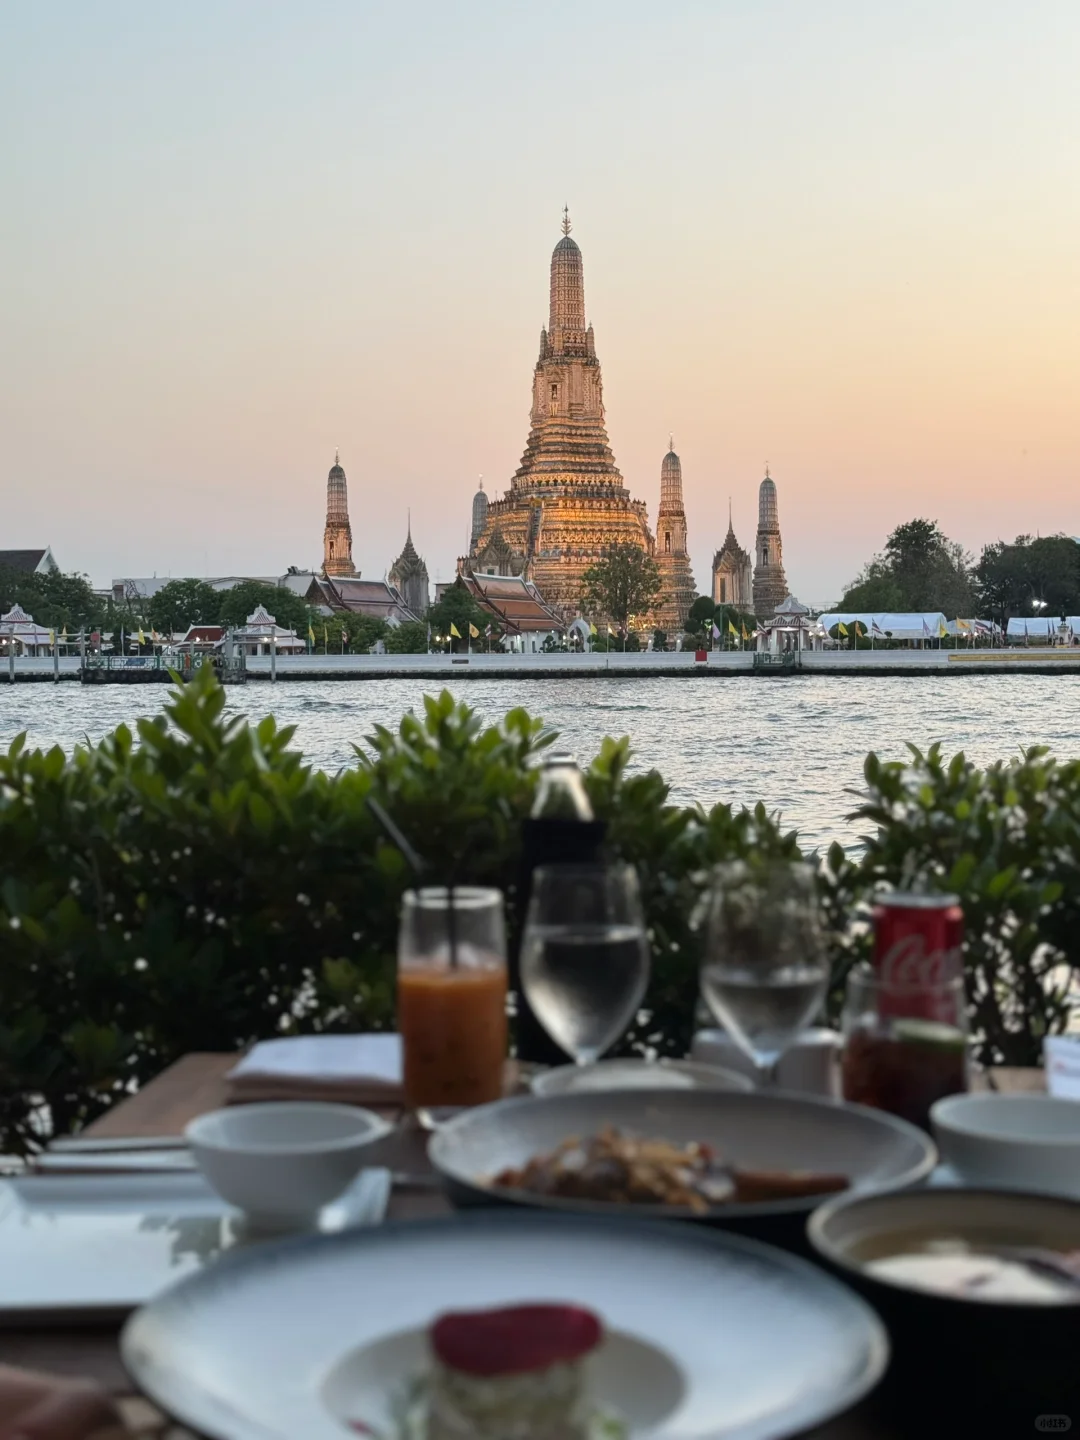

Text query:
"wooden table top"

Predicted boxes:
[[0, 1053, 1047, 1439]]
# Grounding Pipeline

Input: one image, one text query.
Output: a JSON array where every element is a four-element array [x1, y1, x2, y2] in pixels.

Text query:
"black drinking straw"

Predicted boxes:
[[367, 797, 459, 968]]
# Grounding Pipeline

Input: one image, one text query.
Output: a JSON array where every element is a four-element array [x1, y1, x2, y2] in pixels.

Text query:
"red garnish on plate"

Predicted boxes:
[[431, 1303, 603, 1377]]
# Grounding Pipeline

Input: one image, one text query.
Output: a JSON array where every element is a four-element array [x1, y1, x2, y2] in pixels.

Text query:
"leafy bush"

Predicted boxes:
[[0, 670, 1075, 1153]]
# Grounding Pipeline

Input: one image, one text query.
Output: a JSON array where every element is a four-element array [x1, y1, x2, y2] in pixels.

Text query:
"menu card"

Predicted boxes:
[[1043, 1036, 1080, 1101]]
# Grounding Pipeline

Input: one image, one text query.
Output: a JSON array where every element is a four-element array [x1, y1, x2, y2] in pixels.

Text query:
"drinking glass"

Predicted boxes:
[[520, 863, 651, 1066], [700, 861, 829, 1084], [841, 964, 968, 1130], [397, 886, 508, 1108]]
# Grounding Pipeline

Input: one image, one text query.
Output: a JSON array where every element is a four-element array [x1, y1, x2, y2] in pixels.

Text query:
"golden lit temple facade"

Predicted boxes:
[[470, 213, 653, 613]]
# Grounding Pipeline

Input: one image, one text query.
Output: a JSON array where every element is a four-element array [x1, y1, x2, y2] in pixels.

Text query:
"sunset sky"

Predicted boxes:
[[2, 2, 1077, 604]]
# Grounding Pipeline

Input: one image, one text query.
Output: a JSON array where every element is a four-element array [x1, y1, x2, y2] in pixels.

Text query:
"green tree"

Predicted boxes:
[[148, 579, 222, 636], [652, 628, 668, 651], [581, 543, 663, 631], [838, 560, 906, 613], [427, 585, 492, 650], [0, 567, 105, 631], [975, 535, 1080, 623], [384, 620, 429, 654], [338, 614, 390, 653], [685, 596, 716, 632], [218, 581, 310, 634], [838, 519, 974, 615]]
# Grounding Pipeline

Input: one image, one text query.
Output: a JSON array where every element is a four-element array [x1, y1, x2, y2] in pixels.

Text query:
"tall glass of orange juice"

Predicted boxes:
[[397, 887, 508, 1108]]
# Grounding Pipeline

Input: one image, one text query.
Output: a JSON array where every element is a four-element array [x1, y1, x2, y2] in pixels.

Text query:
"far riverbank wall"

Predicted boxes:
[[4, 649, 1080, 684]]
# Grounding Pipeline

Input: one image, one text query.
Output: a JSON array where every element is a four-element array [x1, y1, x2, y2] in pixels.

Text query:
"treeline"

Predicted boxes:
[[839, 520, 1080, 619]]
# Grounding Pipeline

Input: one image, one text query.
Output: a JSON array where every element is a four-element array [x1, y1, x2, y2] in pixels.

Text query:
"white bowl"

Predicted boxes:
[[185, 1102, 392, 1228], [531, 1057, 753, 1097], [931, 1094, 1080, 1197]]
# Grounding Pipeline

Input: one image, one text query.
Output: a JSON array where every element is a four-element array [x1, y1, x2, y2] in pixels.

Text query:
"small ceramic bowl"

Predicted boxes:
[[931, 1093, 1080, 1196], [186, 1102, 391, 1229]]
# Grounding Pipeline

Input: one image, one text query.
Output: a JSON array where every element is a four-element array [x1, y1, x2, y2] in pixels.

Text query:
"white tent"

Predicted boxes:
[[816, 612, 947, 642], [1006, 616, 1078, 642]]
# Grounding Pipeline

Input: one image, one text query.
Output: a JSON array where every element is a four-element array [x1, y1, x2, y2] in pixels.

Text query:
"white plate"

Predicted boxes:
[[0, 1168, 391, 1323], [531, 1058, 753, 1098], [122, 1211, 888, 1440], [430, 1088, 937, 1221]]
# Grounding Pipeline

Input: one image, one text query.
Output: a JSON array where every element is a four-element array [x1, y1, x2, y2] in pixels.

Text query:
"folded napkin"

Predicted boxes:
[[1045, 1036, 1080, 1101], [225, 1034, 404, 1106]]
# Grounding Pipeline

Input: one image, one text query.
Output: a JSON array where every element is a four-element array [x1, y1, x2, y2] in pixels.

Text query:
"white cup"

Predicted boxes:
[[690, 1027, 840, 1098]]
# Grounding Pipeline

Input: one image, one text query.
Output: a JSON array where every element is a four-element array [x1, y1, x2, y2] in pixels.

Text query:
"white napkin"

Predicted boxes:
[[226, 1034, 403, 1103], [1044, 1036, 1080, 1101]]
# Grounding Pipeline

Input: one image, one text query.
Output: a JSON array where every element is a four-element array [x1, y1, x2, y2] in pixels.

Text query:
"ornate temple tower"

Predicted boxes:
[[470, 478, 489, 549], [712, 500, 754, 610], [471, 211, 653, 613], [323, 452, 356, 577], [752, 469, 788, 618], [654, 440, 695, 633], [388, 519, 429, 617]]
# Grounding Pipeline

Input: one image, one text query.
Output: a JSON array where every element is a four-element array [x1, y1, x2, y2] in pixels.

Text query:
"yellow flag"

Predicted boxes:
[[307, 623, 316, 644], [938, 618, 948, 638], [837, 621, 848, 636], [449, 622, 462, 639], [60, 626, 68, 640], [957, 618, 970, 632], [741, 622, 748, 639], [48, 629, 56, 646], [138, 627, 146, 645], [728, 619, 738, 637], [589, 622, 597, 636], [468, 623, 480, 639]]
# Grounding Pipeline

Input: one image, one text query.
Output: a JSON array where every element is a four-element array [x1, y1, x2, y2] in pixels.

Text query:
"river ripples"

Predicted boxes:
[[2, 675, 1077, 851]]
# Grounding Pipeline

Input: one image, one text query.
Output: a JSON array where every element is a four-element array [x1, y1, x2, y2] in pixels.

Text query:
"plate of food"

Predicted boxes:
[[427, 1089, 936, 1228], [122, 1210, 888, 1440]]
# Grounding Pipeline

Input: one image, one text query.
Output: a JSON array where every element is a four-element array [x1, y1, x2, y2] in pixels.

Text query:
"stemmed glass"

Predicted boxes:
[[700, 861, 829, 1086], [520, 863, 651, 1066]]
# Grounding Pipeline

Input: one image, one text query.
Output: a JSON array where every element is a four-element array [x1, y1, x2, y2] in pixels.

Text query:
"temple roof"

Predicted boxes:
[[458, 570, 564, 633], [307, 574, 420, 623]]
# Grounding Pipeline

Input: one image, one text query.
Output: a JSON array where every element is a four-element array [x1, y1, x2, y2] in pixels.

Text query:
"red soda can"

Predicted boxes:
[[872, 892, 964, 1021]]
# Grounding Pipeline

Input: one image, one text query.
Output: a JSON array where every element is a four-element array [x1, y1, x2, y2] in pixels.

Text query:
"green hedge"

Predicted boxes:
[[0, 667, 1077, 1153]]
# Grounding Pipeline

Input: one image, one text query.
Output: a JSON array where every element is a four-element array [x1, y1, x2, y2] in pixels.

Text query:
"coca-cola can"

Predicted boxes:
[[872, 891, 964, 1021]]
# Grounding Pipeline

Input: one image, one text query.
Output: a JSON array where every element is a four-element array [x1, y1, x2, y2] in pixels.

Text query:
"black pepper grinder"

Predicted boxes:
[[511, 752, 606, 1065]]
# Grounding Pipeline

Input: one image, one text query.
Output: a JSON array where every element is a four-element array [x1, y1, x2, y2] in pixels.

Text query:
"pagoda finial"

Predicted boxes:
[[561, 205, 571, 236], [729, 496, 733, 527], [669, 433, 674, 453], [478, 474, 484, 491], [765, 462, 770, 479], [335, 449, 339, 465], [407, 506, 411, 539]]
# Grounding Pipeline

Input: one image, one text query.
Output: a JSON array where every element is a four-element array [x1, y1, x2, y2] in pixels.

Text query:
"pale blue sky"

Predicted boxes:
[[2, 1, 1078, 601]]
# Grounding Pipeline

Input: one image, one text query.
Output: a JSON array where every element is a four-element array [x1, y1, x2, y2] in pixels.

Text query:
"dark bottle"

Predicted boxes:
[[511, 753, 607, 1065]]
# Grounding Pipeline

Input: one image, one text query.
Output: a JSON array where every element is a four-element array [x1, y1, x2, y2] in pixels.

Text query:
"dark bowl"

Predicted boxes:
[[807, 1187, 1080, 1427]]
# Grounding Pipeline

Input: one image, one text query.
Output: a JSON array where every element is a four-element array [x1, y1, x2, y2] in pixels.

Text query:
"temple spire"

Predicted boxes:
[[562, 205, 571, 236], [549, 211, 585, 341]]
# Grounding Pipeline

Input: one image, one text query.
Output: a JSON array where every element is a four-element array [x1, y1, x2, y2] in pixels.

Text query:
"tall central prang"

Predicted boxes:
[[470, 212, 653, 612]]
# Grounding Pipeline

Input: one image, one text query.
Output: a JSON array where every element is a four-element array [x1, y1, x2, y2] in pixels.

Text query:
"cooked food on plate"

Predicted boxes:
[[491, 1127, 849, 1211], [350, 1303, 625, 1440]]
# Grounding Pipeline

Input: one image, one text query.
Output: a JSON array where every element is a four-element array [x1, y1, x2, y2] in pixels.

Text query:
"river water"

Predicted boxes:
[[1, 675, 1077, 851]]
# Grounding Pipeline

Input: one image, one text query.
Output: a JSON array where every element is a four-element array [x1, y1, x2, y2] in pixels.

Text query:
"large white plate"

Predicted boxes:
[[531, 1058, 753, 1098], [122, 1211, 888, 1440], [0, 1169, 390, 1323], [429, 1088, 937, 1221]]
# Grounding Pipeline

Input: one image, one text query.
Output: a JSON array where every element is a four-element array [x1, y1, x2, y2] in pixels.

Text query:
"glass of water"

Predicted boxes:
[[700, 861, 828, 1085], [520, 863, 651, 1066]]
